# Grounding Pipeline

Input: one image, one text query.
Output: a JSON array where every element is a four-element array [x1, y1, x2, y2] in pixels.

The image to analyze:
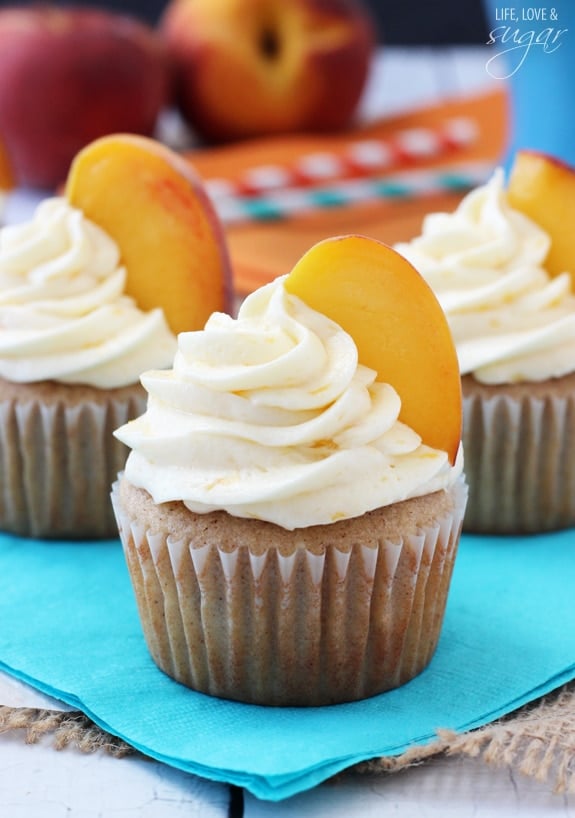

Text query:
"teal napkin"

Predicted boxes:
[[0, 529, 573, 801]]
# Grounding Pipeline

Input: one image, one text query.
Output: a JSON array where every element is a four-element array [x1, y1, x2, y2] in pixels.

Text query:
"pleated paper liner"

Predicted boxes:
[[112, 475, 468, 707], [0, 378, 146, 539], [462, 372, 575, 534]]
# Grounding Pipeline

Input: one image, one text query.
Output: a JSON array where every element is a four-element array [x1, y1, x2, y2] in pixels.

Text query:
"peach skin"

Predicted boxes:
[[0, 134, 14, 192], [160, 0, 375, 143], [285, 235, 462, 463], [66, 134, 234, 335], [508, 149, 575, 285], [0, 5, 170, 189]]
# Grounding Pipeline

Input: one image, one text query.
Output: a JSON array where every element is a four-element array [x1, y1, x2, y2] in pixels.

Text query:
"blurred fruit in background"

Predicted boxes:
[[0, 133, 14, 192], [0, 5, 170, 189], [159, 0, 376, 143]]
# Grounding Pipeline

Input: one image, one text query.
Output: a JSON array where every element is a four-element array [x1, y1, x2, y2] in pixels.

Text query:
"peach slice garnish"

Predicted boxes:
[[285, 235, 462, 464], [0, 134, 14, 191], [65, 134, 233, 335], [507, 149, 575, 284]]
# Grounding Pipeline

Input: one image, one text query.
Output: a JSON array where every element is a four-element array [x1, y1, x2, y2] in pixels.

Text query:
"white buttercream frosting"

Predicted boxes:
[[115, 276, 462, 529], [0, 197, 177, 388], [394, 170, 575, 384]]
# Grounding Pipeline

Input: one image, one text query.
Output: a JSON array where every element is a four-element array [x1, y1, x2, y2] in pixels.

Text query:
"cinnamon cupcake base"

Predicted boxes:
[[112, 476, 467, 706]]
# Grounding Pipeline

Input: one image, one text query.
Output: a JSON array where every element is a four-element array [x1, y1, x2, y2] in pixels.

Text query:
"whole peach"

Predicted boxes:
[[0, 5, 171, 189], [160, 0, 376, 143]]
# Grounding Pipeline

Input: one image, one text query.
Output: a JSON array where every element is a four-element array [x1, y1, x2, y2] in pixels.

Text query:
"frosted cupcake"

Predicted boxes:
[[0, 197, 176, 538], [0, 132, 233, 540], [112, 235, 467, 706], [395, 165, 575, 534]]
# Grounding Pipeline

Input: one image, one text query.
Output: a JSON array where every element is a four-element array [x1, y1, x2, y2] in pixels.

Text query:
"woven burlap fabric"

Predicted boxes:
[[1, 682, 574, 793], [357, 681, 575, 793]]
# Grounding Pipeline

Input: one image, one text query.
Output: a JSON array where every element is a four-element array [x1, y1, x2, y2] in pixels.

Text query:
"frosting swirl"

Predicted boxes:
[[395, 170, 575, 384], [0, 197, 177, 388], [115, 277, 462, 529]]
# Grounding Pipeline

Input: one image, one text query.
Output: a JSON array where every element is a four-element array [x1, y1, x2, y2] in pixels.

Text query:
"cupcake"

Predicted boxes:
[[394, 158, 575, 534], [0, 133, 232, 539], [112, 235, 467, 706], [0, 197, 176, 538]]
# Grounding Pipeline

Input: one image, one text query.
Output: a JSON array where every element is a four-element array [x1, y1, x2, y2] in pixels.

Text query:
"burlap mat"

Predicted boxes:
[[1, 681, 574, 794]]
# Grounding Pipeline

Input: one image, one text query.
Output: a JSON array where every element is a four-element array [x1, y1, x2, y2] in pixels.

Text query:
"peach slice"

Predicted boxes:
[[0, 134, 14, 191], [285, 235, 462, 463], [508, 149, 575, 283], [65, 134, 233, 335]]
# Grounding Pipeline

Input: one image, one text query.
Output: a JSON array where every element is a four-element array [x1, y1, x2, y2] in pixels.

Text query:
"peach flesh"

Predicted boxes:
[[285, 235, 462, 464], [508, 149, 575, 285], [66, 134, 234, 335]]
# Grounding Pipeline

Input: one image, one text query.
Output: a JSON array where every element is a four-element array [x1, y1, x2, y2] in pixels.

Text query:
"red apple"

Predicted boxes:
[[0, 5, 171, 189], [160, 0, 376, 143]]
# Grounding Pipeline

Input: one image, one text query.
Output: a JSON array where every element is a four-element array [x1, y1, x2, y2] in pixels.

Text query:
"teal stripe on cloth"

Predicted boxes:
[[212, 164, 495, 225], [0, 530, 573, 801]]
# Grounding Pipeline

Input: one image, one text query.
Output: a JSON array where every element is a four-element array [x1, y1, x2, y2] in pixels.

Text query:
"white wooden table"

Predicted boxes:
[[2, 46, 574, 817]]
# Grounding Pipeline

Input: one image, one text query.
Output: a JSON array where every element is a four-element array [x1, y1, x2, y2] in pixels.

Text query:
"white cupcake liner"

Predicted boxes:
[[112, 477, 468, 706], [0, 390, 146, 539], [462, 388, 575, 534]]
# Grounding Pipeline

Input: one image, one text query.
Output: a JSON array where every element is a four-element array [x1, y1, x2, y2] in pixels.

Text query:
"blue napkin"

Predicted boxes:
[[0, 529, 573, 801]]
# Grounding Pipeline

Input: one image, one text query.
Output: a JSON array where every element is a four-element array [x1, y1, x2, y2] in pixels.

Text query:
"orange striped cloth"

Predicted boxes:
[[185, 87, 509, 296]]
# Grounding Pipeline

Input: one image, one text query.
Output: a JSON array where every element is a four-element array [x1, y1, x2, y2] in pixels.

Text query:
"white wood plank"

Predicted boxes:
[[358, 45, 498, 121], [0, 669, 72, 711], [245, 756, 575, 817], [448, 44, 506, 96], [359, 47, 444, 119], [0, 732, 229, 818]]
